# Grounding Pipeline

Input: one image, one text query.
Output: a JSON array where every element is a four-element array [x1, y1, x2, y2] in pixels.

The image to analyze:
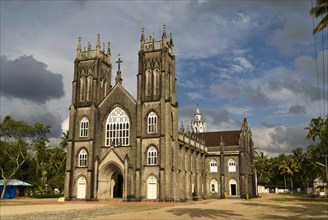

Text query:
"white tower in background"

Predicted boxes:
[[190, 104, 206, 133]]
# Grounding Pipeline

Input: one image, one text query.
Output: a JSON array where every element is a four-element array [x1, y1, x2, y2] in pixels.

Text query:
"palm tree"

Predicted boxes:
[[305, 117, 325, 141], [60, 131, 69, 150], [278, 154, 299, 193], [310, 0, 328, 33], [254, 151, 272, 183]]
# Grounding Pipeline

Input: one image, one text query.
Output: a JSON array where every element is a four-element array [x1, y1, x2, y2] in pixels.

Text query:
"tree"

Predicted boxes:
[[310, 0, 328, 33], [0, 116, 50, 199], [305, 116, 326, 141], [254, 151, 272, 184], [276, 154, 299, 193]]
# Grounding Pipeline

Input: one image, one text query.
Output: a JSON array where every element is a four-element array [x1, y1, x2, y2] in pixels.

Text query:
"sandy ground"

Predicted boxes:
[[1, 194, 327, 220]]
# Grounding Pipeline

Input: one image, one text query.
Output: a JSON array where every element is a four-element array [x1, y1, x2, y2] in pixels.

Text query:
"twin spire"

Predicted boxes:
[[140, 24, 174, 50], [76, 34, 111, 64], [76, 34, 123, 85]]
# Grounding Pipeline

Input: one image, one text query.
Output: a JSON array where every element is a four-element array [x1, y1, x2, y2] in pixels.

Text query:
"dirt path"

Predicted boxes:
[[1, 194, 327, 220]]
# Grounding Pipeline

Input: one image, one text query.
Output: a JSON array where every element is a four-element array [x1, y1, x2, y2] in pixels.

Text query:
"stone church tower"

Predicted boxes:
[[136, 25, 179, 200], [64, 26, 257, 201]]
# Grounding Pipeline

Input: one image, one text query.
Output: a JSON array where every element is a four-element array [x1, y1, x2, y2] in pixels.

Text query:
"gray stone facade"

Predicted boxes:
[[64, 26, 257, 201]]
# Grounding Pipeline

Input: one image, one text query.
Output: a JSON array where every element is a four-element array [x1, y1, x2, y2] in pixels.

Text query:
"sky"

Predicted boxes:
[[1, 0, 327, 156]]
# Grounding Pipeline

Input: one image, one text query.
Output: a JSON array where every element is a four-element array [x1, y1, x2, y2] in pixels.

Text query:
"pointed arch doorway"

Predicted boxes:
[[98, 162, 124, 199], [112, 171, 123, 198]]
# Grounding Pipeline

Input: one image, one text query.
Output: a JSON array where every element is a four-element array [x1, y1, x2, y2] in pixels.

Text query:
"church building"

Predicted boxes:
[[64, 25, 257, 201]]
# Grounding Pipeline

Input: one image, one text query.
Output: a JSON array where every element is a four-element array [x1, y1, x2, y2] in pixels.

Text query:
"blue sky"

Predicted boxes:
[[1, 0, 327, 155]]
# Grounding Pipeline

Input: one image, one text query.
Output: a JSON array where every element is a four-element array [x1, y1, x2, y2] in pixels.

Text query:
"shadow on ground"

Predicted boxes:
[[242, 201, 328, 219], [166, 208, 243, 219]]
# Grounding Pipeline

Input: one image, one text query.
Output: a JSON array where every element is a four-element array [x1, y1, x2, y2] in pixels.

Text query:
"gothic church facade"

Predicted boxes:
[[64, 26, 256, 201]]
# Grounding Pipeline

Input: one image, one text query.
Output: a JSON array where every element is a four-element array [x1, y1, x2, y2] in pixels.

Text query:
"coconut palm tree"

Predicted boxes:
[[310, 0, 328, 33], [305, 116, 325, 141]]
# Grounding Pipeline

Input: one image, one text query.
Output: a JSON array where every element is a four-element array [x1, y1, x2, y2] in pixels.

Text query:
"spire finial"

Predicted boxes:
[[96, 33, 101, 56], [140, 27, 145, 49], [170, 32, 174, 50], [107, 41, 111, 64], [180, 121, 185, 132], [115, 54, 123, 85], [162, 24, 167, 46], [243, 110, 249, 118], [76, 36, 81, 59], [141, 27, 145, 41], [97, 33, 100, 46]]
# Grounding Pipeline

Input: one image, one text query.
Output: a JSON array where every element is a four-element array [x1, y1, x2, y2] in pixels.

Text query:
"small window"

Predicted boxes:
[[210, 159, 218, 172], [80, 117, 89, 137], [147, 146, 157, 165], [79, 149, 88, 167], [228, 159, 236, 172], [210, 179, 218, 193], [147, 112, 158, 134]]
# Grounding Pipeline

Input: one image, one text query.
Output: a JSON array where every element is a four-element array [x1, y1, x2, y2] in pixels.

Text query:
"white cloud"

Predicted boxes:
[[61, 116, 69, 133], [233, 57, 254, 70], [252, 126, 308, 155], [186, 92, 205, 100], [232, 12, 251, 27]]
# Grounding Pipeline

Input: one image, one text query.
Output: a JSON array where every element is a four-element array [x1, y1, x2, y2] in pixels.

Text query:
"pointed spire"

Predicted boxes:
[[180, 121, 185, 132], [169, 32, 174, 47], [140, 27, 145, 49], [96, 33, 101, 56], [107, 41, 111, 64], [103, 42, 105, 53], [242, 110, 249, 131], [76, 36, 81, 59], [162, 24, 167, 46]]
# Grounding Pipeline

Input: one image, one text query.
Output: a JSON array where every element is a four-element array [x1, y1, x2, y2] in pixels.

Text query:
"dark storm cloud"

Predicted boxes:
[[0, 55, 64, 103], [269, 126, 308, 152], [289, 104, 306, 115], [8, 106, 62, 138]]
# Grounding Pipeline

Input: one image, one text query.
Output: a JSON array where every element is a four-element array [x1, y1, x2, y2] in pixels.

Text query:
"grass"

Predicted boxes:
[[267, 193, 328, 202]]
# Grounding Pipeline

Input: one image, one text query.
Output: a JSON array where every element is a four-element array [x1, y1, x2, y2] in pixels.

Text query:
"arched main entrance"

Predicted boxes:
[[98, 162, 124, 199], [112, 171, 123, 198]]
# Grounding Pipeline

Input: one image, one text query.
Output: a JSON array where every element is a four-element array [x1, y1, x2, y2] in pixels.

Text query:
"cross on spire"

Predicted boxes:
[[116, 54, 123, 72]]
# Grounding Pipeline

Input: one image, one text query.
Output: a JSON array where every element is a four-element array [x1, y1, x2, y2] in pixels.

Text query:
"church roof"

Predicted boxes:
[[201, 130, 240, 147]]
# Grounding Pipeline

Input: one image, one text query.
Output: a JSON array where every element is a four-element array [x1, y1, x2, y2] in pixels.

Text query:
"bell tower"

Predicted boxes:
[[137, 25, 176, 103], [72, 34, 112, 107], [65, 34, 112, 200], [136, 25, 179, 201]]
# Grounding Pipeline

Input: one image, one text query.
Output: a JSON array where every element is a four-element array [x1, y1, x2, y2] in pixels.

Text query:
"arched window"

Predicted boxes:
[[210, 159, 218, 172], [80, 77, 86, 101], [79, 149, 88, 167], [145, 70, 152, 96], [210, 179, 218, 193], [228, 159, 236, 172], [105, 107, 130, 146], [153, 69, 160, 95], [80, 117, 89, 137], [147, 112, 157, 134], [86, 76, 93, 101], [147, 146, 157, 165]]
